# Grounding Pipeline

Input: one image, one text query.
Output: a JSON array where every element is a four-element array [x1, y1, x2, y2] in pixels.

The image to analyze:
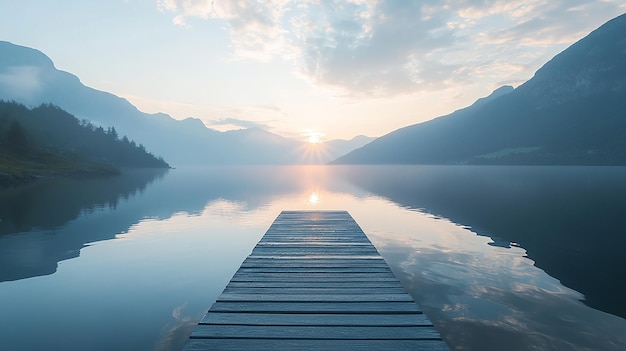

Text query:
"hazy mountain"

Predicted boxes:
[[220, 128, 302, 164], [335, 13, 626, 165], [0, 41, 368, 165], [324, 135, 376, 161]]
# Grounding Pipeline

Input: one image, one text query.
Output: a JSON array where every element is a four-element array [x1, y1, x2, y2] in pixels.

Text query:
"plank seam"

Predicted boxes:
[[188, 336, 443, 341], [206, 311, 424, 315], [199, 323, 433, 327]]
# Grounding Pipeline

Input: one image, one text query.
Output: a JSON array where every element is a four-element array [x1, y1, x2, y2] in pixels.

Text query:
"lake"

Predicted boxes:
[[1, 165, 626, 351]]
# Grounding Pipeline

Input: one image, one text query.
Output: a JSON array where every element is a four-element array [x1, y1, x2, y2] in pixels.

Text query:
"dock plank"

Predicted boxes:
[[229, 277, 400, 285], [181, 210, 449, 350], [216, 293, 415, 302], [209, 301, 422, 313], [183, 339, 451, 351], [224, 281, 404, 288], [222, 287, 408, 294], [241, 259, 389, 267], [235, 270, 393, 275], [201, 312, 434, 326], [190, 325, 441, 339]]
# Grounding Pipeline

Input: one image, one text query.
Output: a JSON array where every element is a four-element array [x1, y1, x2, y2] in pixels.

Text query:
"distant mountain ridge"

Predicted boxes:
[[0, 41, 370, 165], [321, 135, 376, 162], [335, 13, 626, 165]]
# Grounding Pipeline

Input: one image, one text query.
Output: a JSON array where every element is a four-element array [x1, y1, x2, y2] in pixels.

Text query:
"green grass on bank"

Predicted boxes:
[[0, 148, 118, 186]]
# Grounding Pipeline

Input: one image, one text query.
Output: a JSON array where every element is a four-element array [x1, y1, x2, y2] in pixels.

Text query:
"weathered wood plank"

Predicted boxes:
[[229, 277, 401, 283], [234, 267, 391, 275], [250, 248, 381, 256], [181, 211, 449, 351], [217, 293, 415, 302], [190, 325, 442, 339], [209, 301, 422, 313], [240, 263, 390, 269], [248, 254, 380, 260], [232, 272, 397, 280], [200, 312, 434, 326], [235, 270, 395, 280], [183, 339, 451, 351], [256, 243, 372, 246], [225, 281, 404, 288], [223, 287, 407, 294], [258, 239, 371, 243], [241, 258, 387, 266]]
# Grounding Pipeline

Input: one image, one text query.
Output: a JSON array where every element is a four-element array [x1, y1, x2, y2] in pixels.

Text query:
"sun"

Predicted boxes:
[[308, 134, 322, 144], [308, 191, 320, 205], [297, 129, 331, 163], [304, 130, 324, 144]]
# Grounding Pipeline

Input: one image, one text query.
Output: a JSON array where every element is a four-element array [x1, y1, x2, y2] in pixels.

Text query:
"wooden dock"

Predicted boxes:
[[182, 210, 449, 350]]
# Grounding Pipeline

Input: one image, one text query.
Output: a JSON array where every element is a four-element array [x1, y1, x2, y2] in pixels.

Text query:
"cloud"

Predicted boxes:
[[0, 66, 43, 103], [157, 0, 625, 96], [157, 0, 288, 59], [468, 0, 619, 46], [151, 103, 292, 133], [206, 117, 273, 130], [157, 0, 212, 18], [172, 14, 191, 29], [293, 1, 461, 95]]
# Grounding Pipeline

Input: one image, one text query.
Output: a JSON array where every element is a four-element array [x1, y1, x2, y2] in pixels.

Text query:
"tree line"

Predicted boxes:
[[0, 100, 169, 169]]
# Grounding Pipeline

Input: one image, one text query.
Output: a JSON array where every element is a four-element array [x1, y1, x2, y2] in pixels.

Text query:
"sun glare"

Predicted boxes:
[[308, 191, 320, 205], [308, 135, 322, 144], [296, 130, 331, 163], [303, 130, 324, 144]]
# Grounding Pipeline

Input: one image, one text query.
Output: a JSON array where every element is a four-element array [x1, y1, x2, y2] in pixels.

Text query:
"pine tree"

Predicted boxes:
[[5, 120, 30, 154]]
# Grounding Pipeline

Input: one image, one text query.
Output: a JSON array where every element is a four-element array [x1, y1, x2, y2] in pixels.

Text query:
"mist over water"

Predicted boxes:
[[1, 165, 625, 351]]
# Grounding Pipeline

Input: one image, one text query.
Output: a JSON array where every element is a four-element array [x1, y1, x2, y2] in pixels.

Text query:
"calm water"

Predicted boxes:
[[1, 165, 625, 351]]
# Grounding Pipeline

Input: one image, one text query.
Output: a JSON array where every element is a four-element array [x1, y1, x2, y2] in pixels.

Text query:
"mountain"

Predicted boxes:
[[0, 41, 361, 165], [220, 128, 302, 164], [324, 135, 377, 162], [335, 13, 626, 165]]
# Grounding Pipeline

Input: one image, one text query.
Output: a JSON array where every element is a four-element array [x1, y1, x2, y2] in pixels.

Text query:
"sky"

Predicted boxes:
[[0, 1, 624, 141]]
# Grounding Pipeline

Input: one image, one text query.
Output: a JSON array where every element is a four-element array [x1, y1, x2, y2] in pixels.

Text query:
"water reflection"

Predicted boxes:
[[0, 169, 167, 281], [0, 166, 335, 282], [1, 165, 625, 351], [355, 207, 626, 350], [0, 169, 168, 235], [337, 165, 626, 319]]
